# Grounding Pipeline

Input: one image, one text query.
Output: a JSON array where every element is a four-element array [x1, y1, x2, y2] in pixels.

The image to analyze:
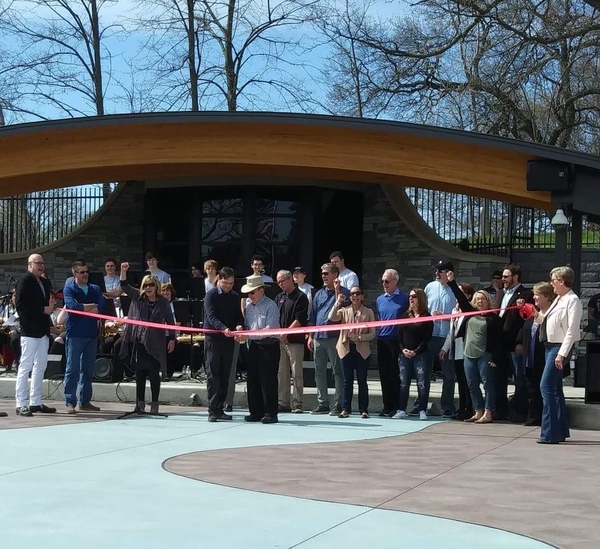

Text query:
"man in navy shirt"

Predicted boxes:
[[307, 263, 350, 415], [64, 260, 107, 413], [376, 269, 409, 416]]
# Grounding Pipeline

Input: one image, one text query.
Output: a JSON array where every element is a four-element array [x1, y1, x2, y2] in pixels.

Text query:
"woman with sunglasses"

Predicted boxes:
[[328, 284, 376, 418], [393, 289, 433, 420], [446, 271, 503, 424], [119, 262, 176, 415]]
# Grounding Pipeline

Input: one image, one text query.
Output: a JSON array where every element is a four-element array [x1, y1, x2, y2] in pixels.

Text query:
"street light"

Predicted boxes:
[[551, 208, 569, 266]]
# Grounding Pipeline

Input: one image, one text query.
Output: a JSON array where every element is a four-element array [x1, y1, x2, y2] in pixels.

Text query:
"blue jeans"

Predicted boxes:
[[428, 337, 455, 414], [64, 337, 97, 407], [399, 352, 430, 412], [540, 344, 570, 443], [464, 352, 494, 411], [341, 345, 369, 413]]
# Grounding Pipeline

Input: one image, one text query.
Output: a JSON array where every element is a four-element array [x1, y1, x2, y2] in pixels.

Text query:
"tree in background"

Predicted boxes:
[[132, 0, 317, 111]]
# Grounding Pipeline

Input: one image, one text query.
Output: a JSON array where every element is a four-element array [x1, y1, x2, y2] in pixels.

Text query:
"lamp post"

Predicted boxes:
[[551, 208, 569, 267]]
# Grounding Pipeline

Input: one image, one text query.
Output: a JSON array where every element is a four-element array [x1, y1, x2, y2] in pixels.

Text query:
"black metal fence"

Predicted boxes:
[[406, 188, 600, 256], [0, 184, 117, 254]]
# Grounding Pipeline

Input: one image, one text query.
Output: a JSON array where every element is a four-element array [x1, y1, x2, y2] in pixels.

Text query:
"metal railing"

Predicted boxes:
[[0, 183, 117, 254], [406, 188, 600, 256]]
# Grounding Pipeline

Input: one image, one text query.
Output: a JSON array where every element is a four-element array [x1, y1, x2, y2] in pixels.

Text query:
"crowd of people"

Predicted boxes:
[[0, 250, 583, 443]]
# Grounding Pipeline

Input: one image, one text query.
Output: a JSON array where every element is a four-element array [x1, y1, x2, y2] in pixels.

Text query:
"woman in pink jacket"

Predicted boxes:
[[329, 284, 376, 418]]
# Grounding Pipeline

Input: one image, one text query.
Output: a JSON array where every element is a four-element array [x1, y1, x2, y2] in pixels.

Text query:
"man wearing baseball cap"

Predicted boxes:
[[293, 266, 314, 305], [422, 259, 457, 418]]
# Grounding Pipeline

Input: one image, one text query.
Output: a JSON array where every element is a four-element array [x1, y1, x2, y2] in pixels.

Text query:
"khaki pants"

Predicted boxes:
[[278, 342, 305, 409]]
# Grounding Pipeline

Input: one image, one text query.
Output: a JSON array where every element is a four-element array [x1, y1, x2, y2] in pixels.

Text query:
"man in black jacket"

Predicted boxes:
[[275, 270, 309, 413], [14, 254, 55, 417], [203, 267, 244, 422], [497, 264, 534, 421]]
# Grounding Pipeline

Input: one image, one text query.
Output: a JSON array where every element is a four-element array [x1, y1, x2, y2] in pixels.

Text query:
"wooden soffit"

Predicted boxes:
[[1, 112, 595, 208]]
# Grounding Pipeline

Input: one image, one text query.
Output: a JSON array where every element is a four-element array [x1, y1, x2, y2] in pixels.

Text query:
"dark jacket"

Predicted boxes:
[[119, 281, 175, 373], [398, 311, 433, 355], [64, 278, 107, 338], [517, 318, 545, 374], [15, 272, 53, 338], [203, 286, 244, 340], [448, 280, 503, 363], [275, 287, 309, 345], [500, 283, 534, 351]]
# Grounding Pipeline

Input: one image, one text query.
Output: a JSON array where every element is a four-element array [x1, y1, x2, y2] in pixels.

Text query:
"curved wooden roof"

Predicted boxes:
[[2, 112, 597, 208]]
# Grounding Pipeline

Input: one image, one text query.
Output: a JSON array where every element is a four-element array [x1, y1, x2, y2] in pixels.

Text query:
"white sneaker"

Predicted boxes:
[[392, 410, 409, 419], [419, 411, 428, 420]]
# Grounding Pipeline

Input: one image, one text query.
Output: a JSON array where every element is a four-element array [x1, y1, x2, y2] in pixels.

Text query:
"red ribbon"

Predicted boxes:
[[63, 303, 533, 338]]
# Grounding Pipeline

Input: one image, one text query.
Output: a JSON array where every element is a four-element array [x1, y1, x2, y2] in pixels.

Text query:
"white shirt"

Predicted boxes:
[[148, 269, 171, 284], [500, 284, 519, 317], [297, 282, 314, 303], [338, 268, 359, 290]]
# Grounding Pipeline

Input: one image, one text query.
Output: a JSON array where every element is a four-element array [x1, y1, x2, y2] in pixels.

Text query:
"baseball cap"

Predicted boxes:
[[435, 259, 454, 271], [492, 270, 503, 278], [293, 266, 306, 274]]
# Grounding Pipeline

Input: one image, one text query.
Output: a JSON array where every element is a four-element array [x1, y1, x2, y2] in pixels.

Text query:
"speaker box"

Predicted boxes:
[[93, 355, 113, 381], [45, 354, 63, 379], [585, 341, 600, 404], [526, 160, 570, 192]]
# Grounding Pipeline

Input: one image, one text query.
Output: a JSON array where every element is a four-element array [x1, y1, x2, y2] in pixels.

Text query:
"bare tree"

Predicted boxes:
[[133, 0, 317, 111]]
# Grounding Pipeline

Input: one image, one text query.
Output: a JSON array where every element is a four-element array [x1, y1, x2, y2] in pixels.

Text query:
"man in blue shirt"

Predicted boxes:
[[423, 259, 457, 417], [63, 260, 107, 413], [307, 263, 350, 415], [376, 269, 409, 416], [237, 274, 280, 424]]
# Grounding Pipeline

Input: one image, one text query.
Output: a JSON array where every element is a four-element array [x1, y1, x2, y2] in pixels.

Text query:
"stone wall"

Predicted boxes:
[[0, 182, 145, 289], [360, 185, 506, 308]]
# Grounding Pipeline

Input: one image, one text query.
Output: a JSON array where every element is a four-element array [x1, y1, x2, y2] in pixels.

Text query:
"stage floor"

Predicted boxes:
[[0, 400, 598, 549]]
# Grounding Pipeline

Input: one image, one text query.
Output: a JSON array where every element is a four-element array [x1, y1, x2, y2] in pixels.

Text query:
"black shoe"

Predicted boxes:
[[244, 415, 262, 422], [225, 405, 233, 413], [0, 411, 7, 417], [523, 419, 541, 427], [30, 404, 57, 414], [261, 414, 278, 424], [15, 406, 33, 417], [208, 415, 218, 422], [442, 410, 455, 419], [329, 406, 342, 416], [216, 411, 233, 421], [537, 439, 559, 444], [378, 409, 391, 417], [408, 407, 420, 417], [311, 404, 330, 415]]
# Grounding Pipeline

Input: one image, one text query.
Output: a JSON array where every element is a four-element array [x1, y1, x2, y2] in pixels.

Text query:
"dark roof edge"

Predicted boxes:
[[2, 111, 600, 171]]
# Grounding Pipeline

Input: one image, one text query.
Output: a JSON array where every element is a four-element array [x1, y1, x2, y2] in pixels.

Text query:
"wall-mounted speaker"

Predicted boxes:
[[526, 160, 570, 192]]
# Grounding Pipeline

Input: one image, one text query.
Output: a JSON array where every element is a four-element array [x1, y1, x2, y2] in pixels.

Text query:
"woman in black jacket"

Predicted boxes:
[[392, 288, 434, 421], [119, 262, 176, 415], [447, 272, 502, 424]]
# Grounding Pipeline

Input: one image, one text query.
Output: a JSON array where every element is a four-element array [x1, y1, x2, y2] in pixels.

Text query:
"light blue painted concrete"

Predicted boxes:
[[0, 412, 554, 549]]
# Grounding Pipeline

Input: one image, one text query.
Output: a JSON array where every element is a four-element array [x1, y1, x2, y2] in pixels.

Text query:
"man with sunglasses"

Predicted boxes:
[[307, 263, 350, 415], [375, 269, 409, 417], [483, 270, 504, 307], [14, 254, 55, 417], [63, 260, 107, 414]]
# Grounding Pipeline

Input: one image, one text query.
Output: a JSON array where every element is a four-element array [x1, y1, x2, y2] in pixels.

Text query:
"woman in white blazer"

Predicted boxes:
[[536, 266, 582, 444]]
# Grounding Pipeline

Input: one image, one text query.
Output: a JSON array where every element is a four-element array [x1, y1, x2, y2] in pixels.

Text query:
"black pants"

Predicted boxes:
[[377, 339, 400, 413], [133, 343, 161, 403], [494, 353, 511, 419], [247, 341, 280, 418], [454, 359, 473, 415], [204, 338, 235, 414], [526, 365, 543, 423]]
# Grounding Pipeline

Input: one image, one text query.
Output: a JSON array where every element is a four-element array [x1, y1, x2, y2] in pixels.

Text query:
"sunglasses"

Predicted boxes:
[[492, 276, 502, 280], [321, 272, 332, 276], [381, 279, 391, 284], [409, 294, 417, 298], [143, 283, 156, 288], [77, 270, 89, 275], [350, 291, 363, 296]]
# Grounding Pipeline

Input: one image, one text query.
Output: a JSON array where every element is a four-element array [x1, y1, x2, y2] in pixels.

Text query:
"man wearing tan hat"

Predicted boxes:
[[236, 274, 281, 423]]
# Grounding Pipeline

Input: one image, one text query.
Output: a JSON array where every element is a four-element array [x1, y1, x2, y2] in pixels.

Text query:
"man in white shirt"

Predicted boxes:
[[145, 252, 171, 284], [329, 251, 359, 289], [250, 255, 273, 283], [293, 266, 314, 305]]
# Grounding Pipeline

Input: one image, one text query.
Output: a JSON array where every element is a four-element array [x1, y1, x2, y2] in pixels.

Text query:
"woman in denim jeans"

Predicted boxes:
[[393, 288, 433, 421], [447, 273, 502, 424]]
